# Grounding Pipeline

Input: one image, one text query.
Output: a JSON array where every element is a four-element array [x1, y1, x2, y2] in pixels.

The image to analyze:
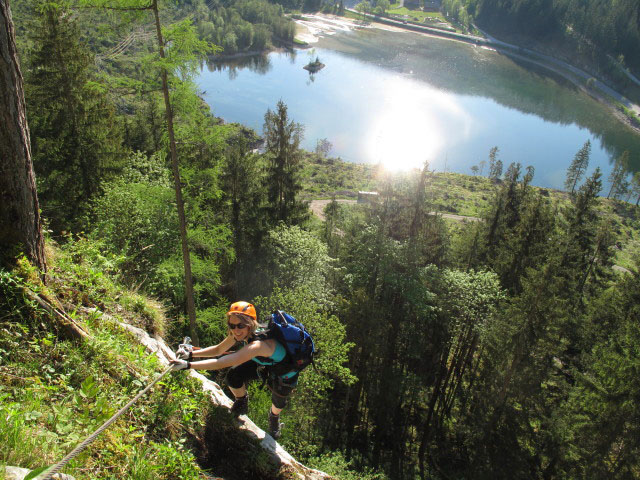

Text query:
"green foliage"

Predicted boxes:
[[355, 0, 371, 19], [487, 145, 502, 180], [559, 268, 640, 476], [607, 151, 631, 200], [263, 224, 334, 304], [255, 287, 355, 451], [0, 293, 190, 479], [299, 152, 378, 196], [24, 1, 124, 233], [192, 0, 296, 54], [308, 451, 388, 479], [23, 467, 49, 480], [0, 248, 234, 479], [162, 18, 218, 79], [453, 0, 640, 87], [7, 1, 640, 475], [263, 101, 309, 228], [564, 140, 591, 195], [90, 152, 178, 283], [460, 162, 555, 293]]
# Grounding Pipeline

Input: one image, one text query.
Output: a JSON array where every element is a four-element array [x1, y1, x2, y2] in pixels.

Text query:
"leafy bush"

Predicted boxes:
[[308, 451, 388, 480]]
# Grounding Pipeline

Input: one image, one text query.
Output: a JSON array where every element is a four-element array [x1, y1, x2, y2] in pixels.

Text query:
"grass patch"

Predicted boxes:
[[0, 243, 291, 479], [301, 155, 640, 271], [388, 4, 445, 22]]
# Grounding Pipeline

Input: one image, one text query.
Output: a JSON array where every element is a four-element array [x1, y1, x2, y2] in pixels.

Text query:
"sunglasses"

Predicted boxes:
[[228, 322, 248, 330]]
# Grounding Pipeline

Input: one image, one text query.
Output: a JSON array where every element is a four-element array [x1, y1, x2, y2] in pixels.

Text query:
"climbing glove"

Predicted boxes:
[[170, 359, 190, 371], [176, 344, 193, 361]]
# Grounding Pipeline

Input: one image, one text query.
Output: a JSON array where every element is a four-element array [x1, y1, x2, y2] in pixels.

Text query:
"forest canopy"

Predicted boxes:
[[442, 0, 640, 75]]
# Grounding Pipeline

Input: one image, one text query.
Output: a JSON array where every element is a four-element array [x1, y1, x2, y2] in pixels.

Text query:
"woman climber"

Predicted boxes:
[[170, 301, 300, 439]]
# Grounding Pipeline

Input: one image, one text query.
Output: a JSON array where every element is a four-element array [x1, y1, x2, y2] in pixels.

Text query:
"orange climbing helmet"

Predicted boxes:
[[227, 301, 257, 321]]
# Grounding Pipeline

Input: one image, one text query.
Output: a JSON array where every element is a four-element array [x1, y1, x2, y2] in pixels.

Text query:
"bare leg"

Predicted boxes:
[[230, 385, 247, 398]]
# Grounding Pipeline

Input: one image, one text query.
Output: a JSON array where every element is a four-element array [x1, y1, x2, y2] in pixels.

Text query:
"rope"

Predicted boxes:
[[37, 365, 175, 480]]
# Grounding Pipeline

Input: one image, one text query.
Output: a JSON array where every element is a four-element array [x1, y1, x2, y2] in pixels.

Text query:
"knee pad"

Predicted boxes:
[[226, 367, 244, 389], [271, 391, 288, 409]]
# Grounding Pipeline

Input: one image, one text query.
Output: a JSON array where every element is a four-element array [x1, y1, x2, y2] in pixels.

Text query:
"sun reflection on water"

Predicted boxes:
[[364, 76, 471, 172]]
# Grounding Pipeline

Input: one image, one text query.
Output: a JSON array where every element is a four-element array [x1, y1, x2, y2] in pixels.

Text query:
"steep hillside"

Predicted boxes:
[[0, 240, 329, 480]]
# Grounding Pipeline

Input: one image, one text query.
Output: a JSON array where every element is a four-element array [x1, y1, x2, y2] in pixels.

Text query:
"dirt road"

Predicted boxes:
[[309, 199, 481, 222]]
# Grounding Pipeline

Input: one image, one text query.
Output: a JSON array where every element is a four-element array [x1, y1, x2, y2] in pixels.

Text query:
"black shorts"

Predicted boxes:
[[226, 360, 298, 409]]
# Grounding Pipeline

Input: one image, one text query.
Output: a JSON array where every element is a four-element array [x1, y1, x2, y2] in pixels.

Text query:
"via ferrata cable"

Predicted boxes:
[[37, 365, 174, 480]]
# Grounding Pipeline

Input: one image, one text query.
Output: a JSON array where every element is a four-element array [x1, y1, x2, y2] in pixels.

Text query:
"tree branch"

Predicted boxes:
[[23, 288, 89, 340]]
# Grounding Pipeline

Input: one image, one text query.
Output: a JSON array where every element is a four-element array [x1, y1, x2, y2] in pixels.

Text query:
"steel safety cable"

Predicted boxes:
[[37, 365, 175, 480]]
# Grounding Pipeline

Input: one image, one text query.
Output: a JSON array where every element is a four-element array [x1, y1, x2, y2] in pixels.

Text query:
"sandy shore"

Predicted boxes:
[[294, 13, 409, 44], [294, 14, 364, 44]]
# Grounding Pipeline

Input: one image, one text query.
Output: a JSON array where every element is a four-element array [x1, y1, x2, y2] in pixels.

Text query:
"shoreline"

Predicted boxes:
[[205, 13, 640, 137], [207, 12, 640, 136], [345, 10, 640, 135]]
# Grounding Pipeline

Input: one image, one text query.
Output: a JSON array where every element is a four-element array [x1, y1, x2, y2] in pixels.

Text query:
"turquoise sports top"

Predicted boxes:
[[249, 338, 297, 380], [252, 340, 286, 365]]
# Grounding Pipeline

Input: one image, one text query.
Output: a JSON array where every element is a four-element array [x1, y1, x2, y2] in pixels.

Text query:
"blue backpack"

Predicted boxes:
[[264, 310, 316, 375]]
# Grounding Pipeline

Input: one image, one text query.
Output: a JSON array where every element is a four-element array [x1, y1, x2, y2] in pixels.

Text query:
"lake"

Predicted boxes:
[[197, 26, 640, 190]]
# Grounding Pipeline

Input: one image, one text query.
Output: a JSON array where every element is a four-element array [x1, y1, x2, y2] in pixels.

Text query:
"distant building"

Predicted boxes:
[[358, 191, 380, 204]]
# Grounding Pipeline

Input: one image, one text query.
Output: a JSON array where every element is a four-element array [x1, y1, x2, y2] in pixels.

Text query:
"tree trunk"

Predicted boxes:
[[152, 0, 199, 346], [0, 0, 46, 273]]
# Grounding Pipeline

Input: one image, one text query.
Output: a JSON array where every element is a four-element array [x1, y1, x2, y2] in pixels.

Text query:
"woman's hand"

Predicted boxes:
[[170, 359, 190, 371]]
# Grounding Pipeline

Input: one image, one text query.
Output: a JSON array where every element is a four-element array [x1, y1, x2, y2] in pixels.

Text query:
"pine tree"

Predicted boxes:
[[24, 3, 123, 232], [563, 266, 640, 477], [631, 171, 640, 206], [488, 146, 502, 181], [221, 133, 268, 296], [606, 151, 629, 199], [564, 140, 590, 195], [560, 168, 612, 307], [263, 100, 309, 227], [323, 196, 341, 257]]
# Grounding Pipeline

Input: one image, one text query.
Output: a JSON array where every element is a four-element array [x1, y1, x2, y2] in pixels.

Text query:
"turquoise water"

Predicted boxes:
[[197, 28, 640, 190]]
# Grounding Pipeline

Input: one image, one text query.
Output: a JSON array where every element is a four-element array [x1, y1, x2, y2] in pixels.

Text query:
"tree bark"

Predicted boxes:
[[0, 0, 46, 273], [151, 0, 199, 346]]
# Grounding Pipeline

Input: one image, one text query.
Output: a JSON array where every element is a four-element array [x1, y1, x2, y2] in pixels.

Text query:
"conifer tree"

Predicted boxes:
[[560, 168, 612, 306], [488, 146, 502, 181], [323, 196, 341, 257], [80, 0, 215, 345], [564, 140, 591, 195], [607, 151, 629, 199], [24, 3, 123, 232], [631, 171, 640, 206], [221, 133, 268, 296], [562, 266, 640, 477], [263, 100, 309, 227]]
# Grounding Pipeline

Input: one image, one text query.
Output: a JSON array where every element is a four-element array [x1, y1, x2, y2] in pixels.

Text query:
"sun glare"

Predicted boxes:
[[365, 76, 470, 172]]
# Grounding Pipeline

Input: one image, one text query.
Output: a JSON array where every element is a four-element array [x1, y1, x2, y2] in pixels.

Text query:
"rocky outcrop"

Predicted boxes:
[[4, 466, 74, 480]]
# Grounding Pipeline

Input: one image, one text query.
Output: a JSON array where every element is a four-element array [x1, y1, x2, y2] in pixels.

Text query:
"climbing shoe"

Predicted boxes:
[[231, 394, 248, 416], [268, 410, 282, 439]]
